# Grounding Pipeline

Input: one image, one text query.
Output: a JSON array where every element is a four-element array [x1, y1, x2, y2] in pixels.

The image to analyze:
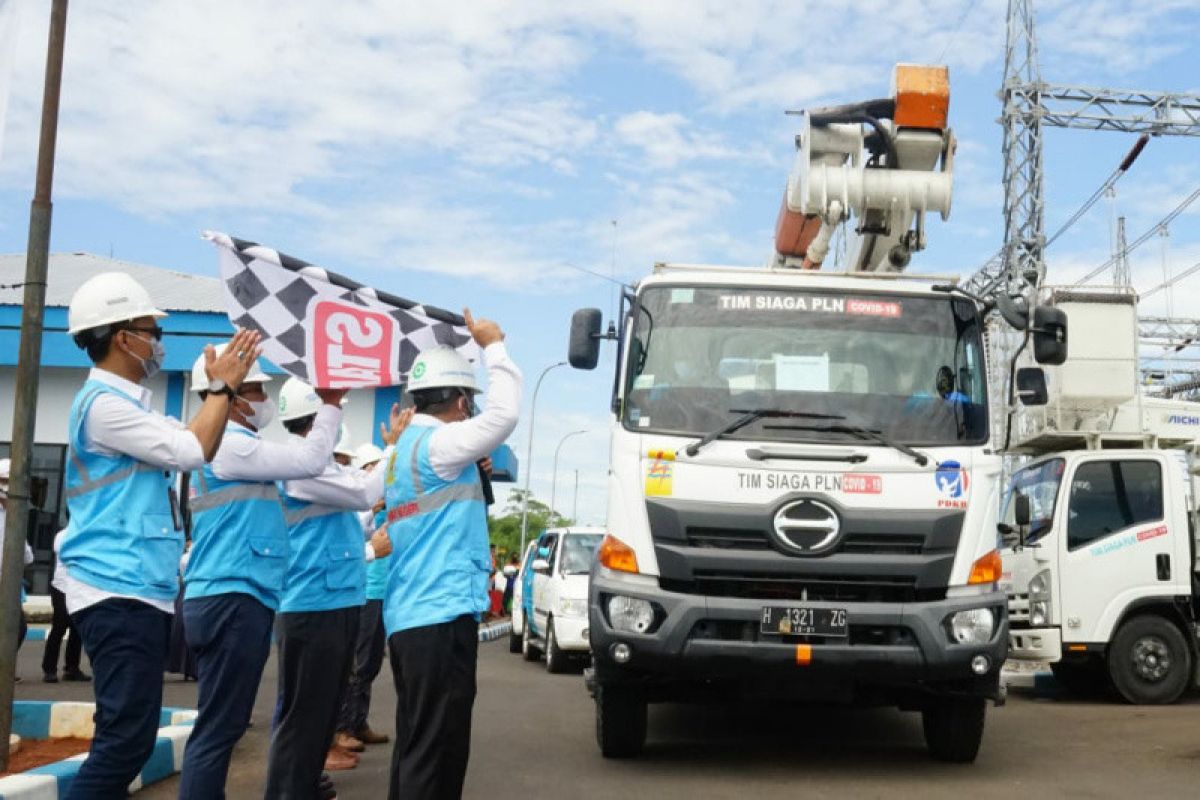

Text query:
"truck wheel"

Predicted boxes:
[[595, 685, 647, 759], [922, 696, 986, 763], [545, 619, 568, 674], [1107, 615, 1192, 705], [522, 623, 541, 662]]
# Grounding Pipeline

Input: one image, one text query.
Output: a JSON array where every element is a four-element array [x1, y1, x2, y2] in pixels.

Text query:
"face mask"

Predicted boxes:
[[239, 397, 276, 430], [124, 332, 164, 380]]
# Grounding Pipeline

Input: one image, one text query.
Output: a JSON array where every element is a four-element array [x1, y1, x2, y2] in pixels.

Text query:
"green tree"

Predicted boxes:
[[488, 488, 572, 561]]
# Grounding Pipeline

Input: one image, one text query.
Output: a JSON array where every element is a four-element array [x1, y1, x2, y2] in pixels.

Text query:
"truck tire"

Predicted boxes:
[[522, 623, 541, 663], [1107, 614, 1192, 705], [545, 618, 568, 674], [922, 696, 986, 763], [509, 629, 522, 654], [595, 685, 647, 759]]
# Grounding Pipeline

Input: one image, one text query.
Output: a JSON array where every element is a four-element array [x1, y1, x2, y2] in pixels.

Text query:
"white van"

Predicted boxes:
[[519, 526, 606, 673]]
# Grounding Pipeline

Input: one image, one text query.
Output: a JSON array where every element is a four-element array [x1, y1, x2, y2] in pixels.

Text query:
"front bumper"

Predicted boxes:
[[1008, 626, 1062, 662], [552, 613, 591, 651], [589, 568, 1007, 702]]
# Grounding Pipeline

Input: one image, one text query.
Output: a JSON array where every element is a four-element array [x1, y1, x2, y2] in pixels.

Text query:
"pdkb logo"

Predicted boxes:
[[934, 460, 969, 508]]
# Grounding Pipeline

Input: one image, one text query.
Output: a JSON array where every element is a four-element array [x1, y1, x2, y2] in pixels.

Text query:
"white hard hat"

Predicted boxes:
[[407, 346, 479, 395], [68, 272, 167, 335], [354, 443, 384, 468], [334, 425, 355, 457], [190, 342, 271, 392], [278, 377, 323, 422]]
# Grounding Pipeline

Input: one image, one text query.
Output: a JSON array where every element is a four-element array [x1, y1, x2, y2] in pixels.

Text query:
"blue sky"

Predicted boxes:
[[1, 0, 1199, 524]]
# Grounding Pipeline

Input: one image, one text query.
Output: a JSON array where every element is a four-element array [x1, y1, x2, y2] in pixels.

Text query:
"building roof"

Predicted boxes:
[[0, 252, 225, 313]]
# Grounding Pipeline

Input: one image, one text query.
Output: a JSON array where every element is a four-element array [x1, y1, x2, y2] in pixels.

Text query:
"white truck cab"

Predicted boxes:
[[1001, 436, 1200, 703]]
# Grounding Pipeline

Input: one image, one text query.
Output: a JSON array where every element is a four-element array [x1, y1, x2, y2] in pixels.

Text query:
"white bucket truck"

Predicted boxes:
[[1000, 288, 1200, 704], [565, 66, 1068, 762]]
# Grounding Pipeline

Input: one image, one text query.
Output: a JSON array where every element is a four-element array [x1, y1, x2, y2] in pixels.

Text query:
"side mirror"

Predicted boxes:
[[1014, 493, 1031, 527], [1015, 367, 1049, 407], [568, 308, 603, 370], [1031, 306, 1067, 365], [531, 559, 551, 574]]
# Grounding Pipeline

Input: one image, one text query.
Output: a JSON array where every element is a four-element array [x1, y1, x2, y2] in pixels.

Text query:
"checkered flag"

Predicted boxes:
[[204, 231, 479, 388]]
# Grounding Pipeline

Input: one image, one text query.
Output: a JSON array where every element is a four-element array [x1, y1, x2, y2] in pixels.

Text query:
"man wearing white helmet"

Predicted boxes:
[[176, 347, 345, 799], [382, 308, 521, 800], [265, 380, 411, 796], [334, 442, 392, 751], [58, 272, 260, 799], [333, 425, 356, 467]]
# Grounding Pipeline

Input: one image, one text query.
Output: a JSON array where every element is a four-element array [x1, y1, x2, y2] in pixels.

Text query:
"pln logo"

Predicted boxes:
[[310, 300, 400, 388], [934, 460, 969, 509]]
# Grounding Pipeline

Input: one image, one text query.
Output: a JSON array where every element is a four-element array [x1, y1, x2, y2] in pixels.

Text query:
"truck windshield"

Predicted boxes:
[[623, 286, 988, 446], [1003, 458, 1064, 543]]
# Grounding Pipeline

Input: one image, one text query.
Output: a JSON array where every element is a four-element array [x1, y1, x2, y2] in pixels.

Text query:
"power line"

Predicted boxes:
[[1140, 258, 1200, 299], [1074, 184, 1200, 285], [936, 0, 984, 63]]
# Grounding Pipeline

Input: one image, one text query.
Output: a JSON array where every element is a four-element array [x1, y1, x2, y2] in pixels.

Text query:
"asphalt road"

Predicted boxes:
[[15, 635, 1200, 798]]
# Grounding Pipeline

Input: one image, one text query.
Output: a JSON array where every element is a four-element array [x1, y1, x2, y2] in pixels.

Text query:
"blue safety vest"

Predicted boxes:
[[278, 486, 366, 613], [365, 508, 389, 601], [382, 425, 489, 636], [184, 425, 289, 609], [59, 379, 181, 603]]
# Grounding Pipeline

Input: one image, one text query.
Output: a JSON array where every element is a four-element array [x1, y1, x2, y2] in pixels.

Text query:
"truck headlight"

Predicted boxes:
[[558, 598, 588, 617], [1028, 568, 1052, 626], [607, 595, 655, 634], [949, 608, 995, 645]]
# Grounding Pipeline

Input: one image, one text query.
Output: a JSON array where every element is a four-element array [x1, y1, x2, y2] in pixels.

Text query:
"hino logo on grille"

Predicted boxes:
[[772, 499, 841, 555]]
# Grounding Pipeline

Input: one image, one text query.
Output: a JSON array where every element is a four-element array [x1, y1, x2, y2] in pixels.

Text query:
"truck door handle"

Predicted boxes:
[[1156, 553, 1171, 581]]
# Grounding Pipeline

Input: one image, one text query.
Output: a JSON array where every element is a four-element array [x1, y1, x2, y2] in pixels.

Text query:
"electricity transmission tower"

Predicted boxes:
[[962, 0, 1200, 299]]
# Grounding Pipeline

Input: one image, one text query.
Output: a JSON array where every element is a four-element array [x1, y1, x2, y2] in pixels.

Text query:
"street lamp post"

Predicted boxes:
[[518, 361, 567, 558], [549, 429, 588, 520]]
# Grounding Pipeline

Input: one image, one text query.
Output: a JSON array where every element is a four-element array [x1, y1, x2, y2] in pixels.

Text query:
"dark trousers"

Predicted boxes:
[[337, 598, 386, 735], [388, 615, 479, 800], [264, 606, 360, 799], [179, 593, 275, 800], [66, 599, 171, 800], [42, 585, 83, 675]]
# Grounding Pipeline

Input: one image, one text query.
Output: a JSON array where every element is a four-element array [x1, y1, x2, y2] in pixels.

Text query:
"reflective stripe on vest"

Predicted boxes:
[[190, 482, 280, 513], [283, 502, 347, 527], [65, 457, 161, 499]]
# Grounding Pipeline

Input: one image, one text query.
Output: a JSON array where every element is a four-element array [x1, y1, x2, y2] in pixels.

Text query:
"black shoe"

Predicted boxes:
[[62, 669, 92, 682], [43, 672, 59, 683]]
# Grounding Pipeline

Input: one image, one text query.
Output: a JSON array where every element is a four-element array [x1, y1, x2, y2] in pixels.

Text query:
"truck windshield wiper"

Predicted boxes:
[[684, 408, 845, 457], [763, 423, 930, 466]]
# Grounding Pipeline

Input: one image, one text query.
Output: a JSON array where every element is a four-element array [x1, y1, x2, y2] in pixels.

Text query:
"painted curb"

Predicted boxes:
[[1001, 668, 1059, 696], [479, 620, 512, 643], [0, 702, 196, 799]]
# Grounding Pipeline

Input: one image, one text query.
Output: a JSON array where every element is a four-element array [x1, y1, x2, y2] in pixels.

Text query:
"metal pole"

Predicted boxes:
[[572, 469, 579, 522], [1, 0, 69, 770], [549, 430, 587, 521], [518, 361, 566, 558]]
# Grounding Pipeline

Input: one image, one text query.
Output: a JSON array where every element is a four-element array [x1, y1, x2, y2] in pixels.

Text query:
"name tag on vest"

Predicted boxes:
[[387, 502, 420, 523]]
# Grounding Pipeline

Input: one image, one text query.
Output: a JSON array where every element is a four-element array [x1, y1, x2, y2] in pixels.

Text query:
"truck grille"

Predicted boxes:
[[685, 527, 926, 556], [1007, 592, 1030, 627], [661, 571, 930, 604]]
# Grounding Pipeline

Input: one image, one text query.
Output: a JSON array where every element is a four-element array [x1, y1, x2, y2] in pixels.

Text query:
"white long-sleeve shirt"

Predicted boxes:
[[283, 446, 393, 562], [418, 341, 522, 482], [209, 405, 341, 482], [63, 368, 210, 615]]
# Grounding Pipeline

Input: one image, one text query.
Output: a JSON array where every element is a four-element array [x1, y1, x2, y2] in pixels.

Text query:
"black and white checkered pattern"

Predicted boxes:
[[205, 231, 478, 387]]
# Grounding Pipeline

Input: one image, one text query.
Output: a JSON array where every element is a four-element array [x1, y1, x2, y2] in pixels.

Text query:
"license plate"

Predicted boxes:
[[760, 606, 848, 637]]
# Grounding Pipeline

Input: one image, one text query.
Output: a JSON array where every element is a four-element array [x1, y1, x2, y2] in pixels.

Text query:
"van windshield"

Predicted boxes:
[[560, 534, 604, 575], [623, 286, 988, 446]]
